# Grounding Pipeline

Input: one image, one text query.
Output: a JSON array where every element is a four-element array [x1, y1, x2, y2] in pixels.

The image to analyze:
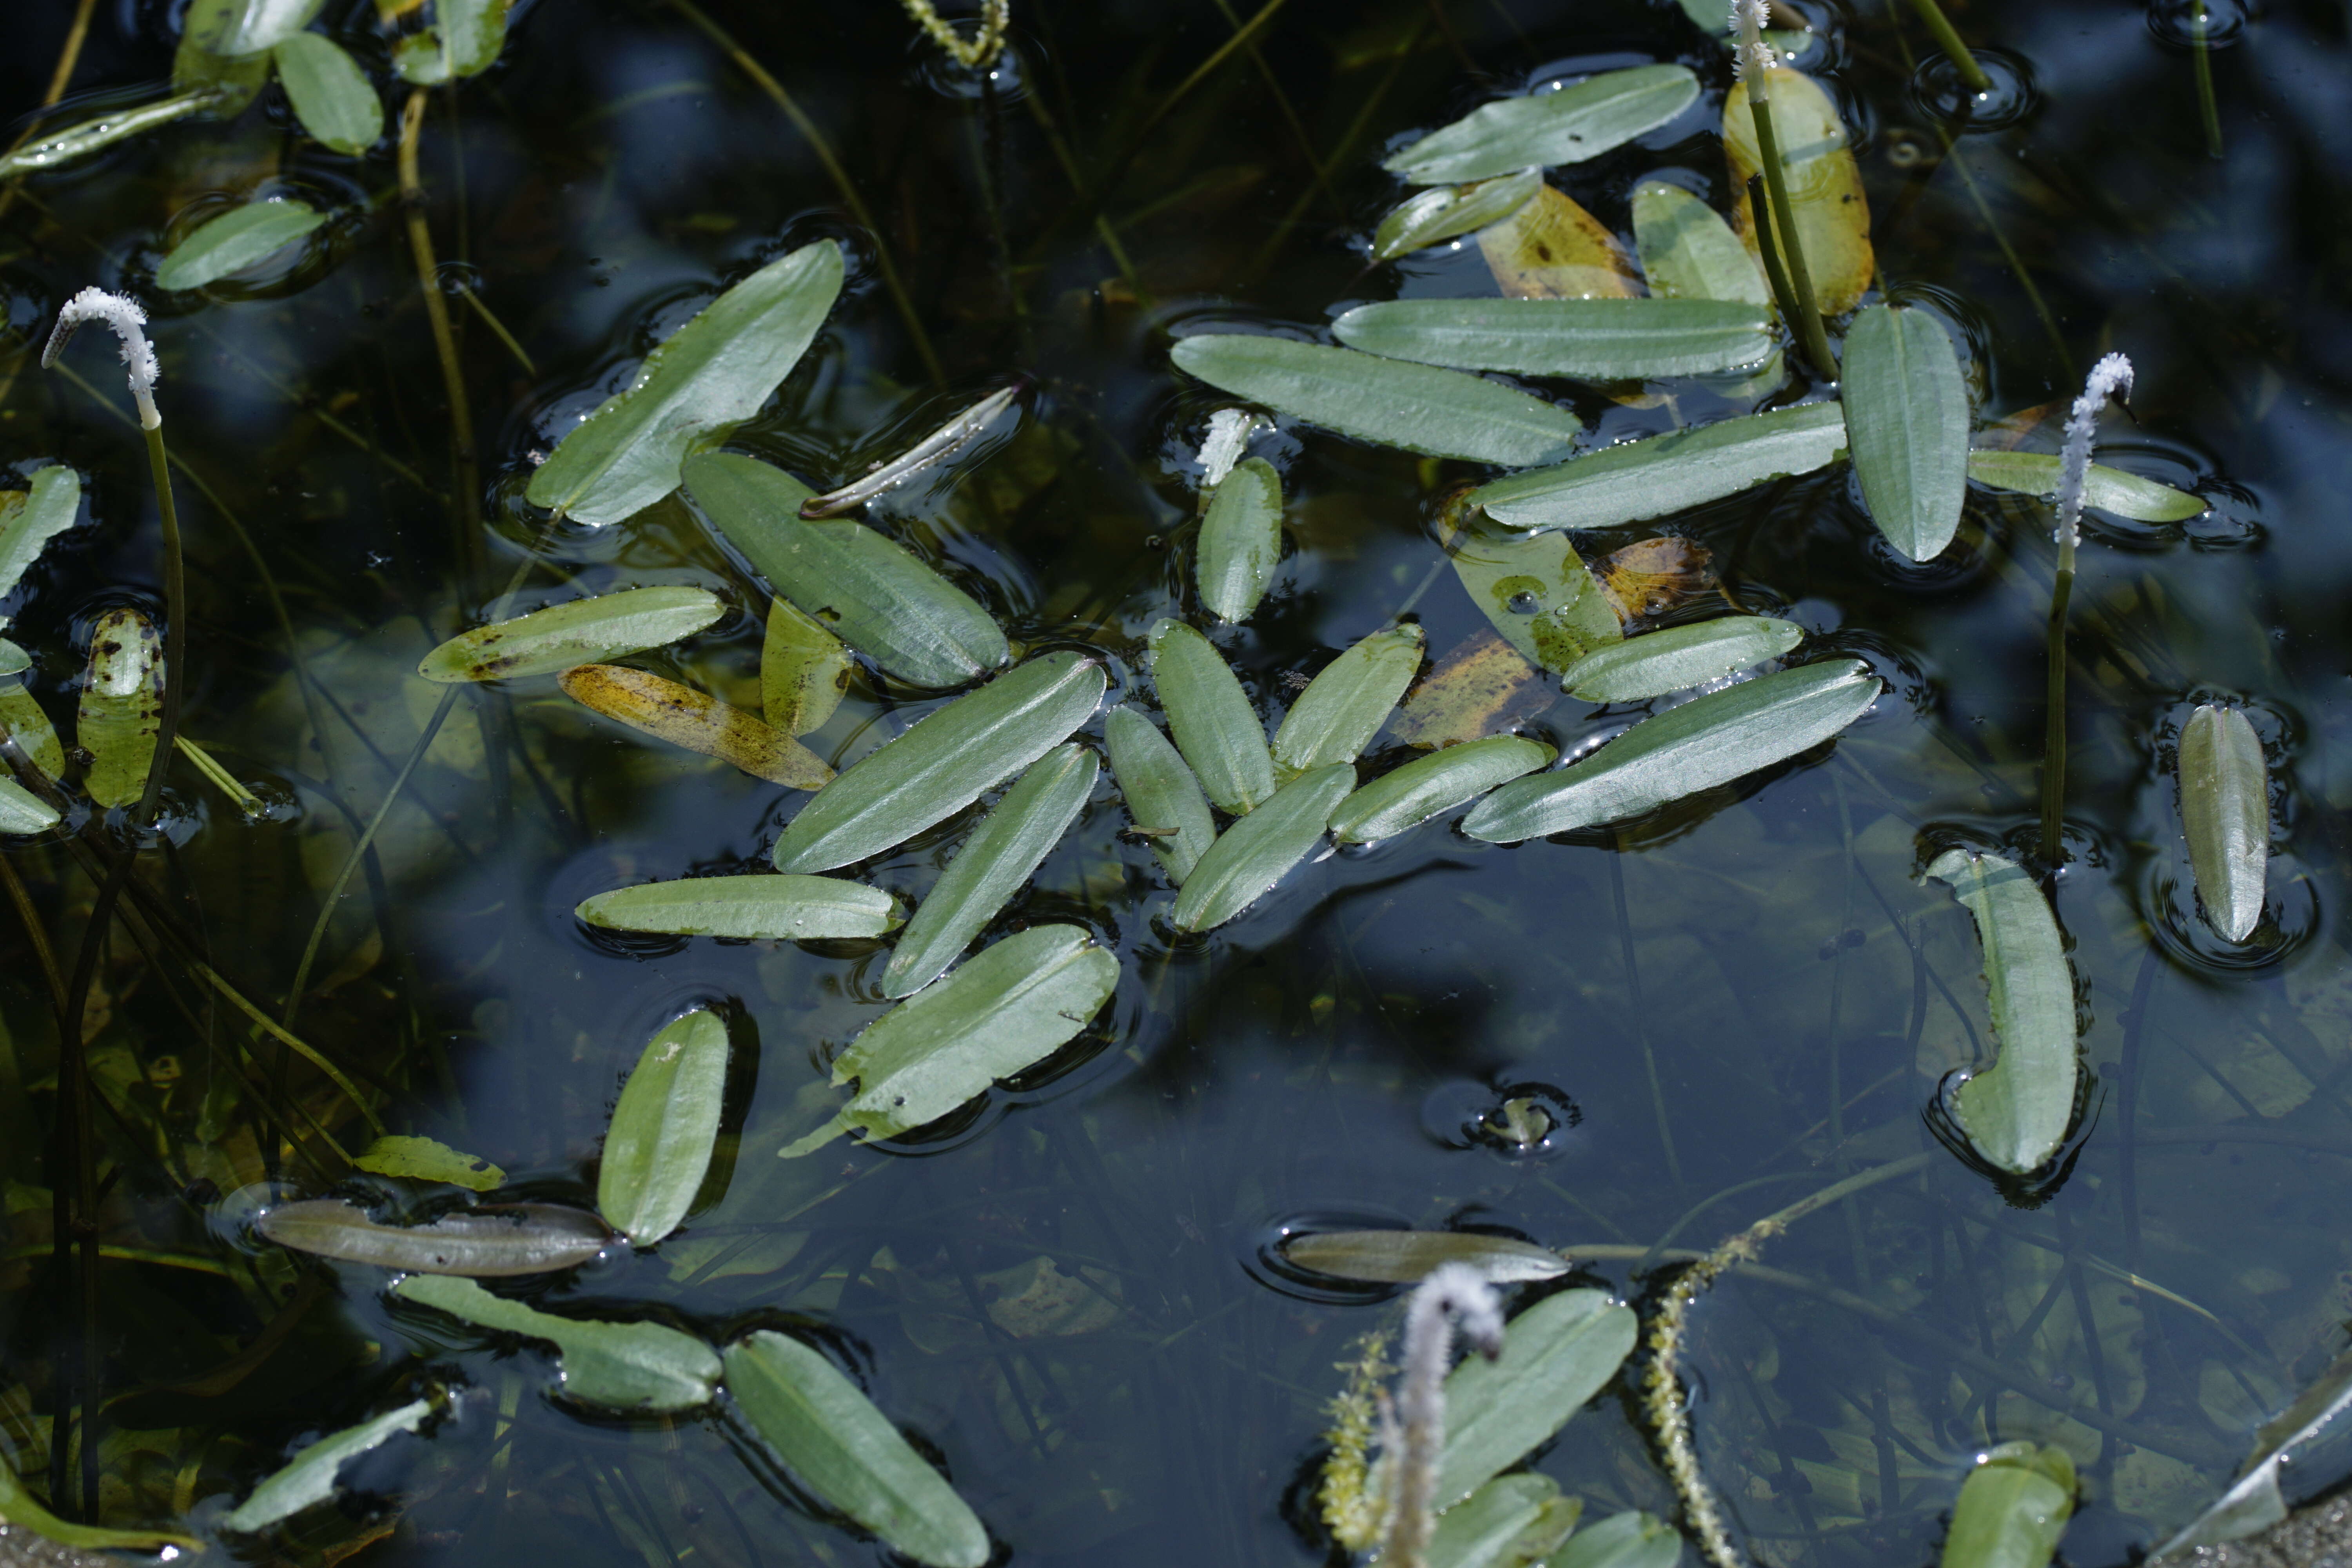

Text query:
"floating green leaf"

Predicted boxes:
[[0, 467, 80, 621], [1448, 522, 1620, 673], [273, 34, 382, 154], [354, 1135, 505, 1192], [1148, 619, 1274, 815], [0, 682, 63, 780], [528, 241, 843, 526], [685, 452, 1007, 688], [222, 1399, 432, 1533], [762, 597, 853, 735], [0, 1454, 197, 1553], [1471, 403, 1847, 533], [1197, 457, 1283, 623], [723, 1331, 990, 1568], [1273, 624, 1423, 781], [0, 777, 57, 836], [1965, 450, 2206, 523], [2158, 1347, 2352, 1552], [392, 1273, 719, 1412], [883, 744, 1097, 998], [560, 664, 832, 789], [1105, 705, 1215, 884], [2178, 704, 2268, 943], [1427, 1475, 1579, 1568], [577, 874, 900, 940], [1333, 298, 1771, 381], [1385, 66, 1701, 185], [1939, 1443, 2076, 1568], [1172, 764, 1353, 933], [394, 0, 513, 83], [1435, 1288, 1638, 1505], [1465, 659, 1876, 842], [1372, 172, 1543, 260], [1725, 68, 1875, 315], [1631, 181, 1769, 308], [1328, 735, 1553, 845], [258, 1197, 610, 1276], [1924, 849, 2079, 1174], [598, 1010, 729, 1247], [176, 0, 319, 113], [1562, 616, 1802, 702], [1279, 1228, 1568, 1284], [1549, 1511, 1685, 1568], [154, 198, 326, 292], [771, 652, 1105, 873], [78, 606, 162, 811], [1171, 335, 1580, 468], [417, 586, 723, 683], [1844, 305, 1969, 561], [783, 926, 1118, 1156]]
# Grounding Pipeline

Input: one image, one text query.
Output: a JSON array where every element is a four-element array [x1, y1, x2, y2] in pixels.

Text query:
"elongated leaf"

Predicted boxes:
[[393, 0, 514, 83], [1280, 1229, 1568, 1284], [1448, 523, 1619, 673], [77, 606, 161, 810], [2178, 704, 2267, 942], [1328, 735, 1553, 845], [223, 1399, 432, 1533], [1428, 1476, 1575, 1568], [1273, 625, 1423, 781], [771, 652, 1104, 873], [1334, 299, 1770, 380], [2159, 1348, 2352, 1552], [0, 1455, 197, 1553], [1548, 1512, 1684, 1568], [1373, 172, 1543, 260], [0, 777, 58, 835], [1172, 765, 1353, 933], [529, 242, 843, 526], [155, 198, 326, 291], [762, 597, 852, 734], [1631, 181, 1769, 307], [1724, 68, 1874, 315], [685, 452, 1007, 688], [801, 386, 1020, 518], [1197, 457, 1283, 623], [1105, 706, 1215, 884], [392, 1273, 719, 1412], [0, 682, 63, 780], [1844, 305, 1969, 561], [176, 0, 319, 112], [258, 1197, 610, 1276], [417, 586, 723, 683], [1386, 65, 1700, 185], [1562, 616, 1802, 702], [1965, 450, 2206, 522], [1939, 1443, 2076, 1568], [354, 1135, 505, 1192], [1435, 1288, 1638, 1505], [1471, 403, 1847, 533], [883, 744, 1096, 998], [1171, 335, 1579, 468], [1479, 185, 1639, 300], [561, 665, 831, 788], [0, 468, 80, 621], [577, 874, 900, 940], [784, 926, 1118, 1156], [1148, 619, 1274, 815], [1465, 659, 1876, 842], [1924, 849, 2079, 1174], [724, 1331, 990, 1568], [274, 34, 382, 154], [599, 1010, 729, 1246]]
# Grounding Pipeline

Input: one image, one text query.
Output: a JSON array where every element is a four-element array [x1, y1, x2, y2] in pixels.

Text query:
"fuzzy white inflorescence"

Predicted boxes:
[[2053, 351, 2134, 550], [43, 287, 160, 429], [1731, 0, 1777, 94], [1381, 1263, 1506, 1568]]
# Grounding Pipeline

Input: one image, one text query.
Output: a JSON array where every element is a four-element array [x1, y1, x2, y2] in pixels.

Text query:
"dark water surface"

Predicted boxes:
[[2, 0, 2351, 1564]]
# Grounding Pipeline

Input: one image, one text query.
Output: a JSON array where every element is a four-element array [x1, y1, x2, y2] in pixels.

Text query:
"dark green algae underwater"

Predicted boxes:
[[4, 0, 2352, 1564]]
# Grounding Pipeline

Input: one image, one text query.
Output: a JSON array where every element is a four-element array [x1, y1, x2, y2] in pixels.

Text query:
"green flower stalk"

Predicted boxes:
[[2041, 351, 2133, 861], [1733, 0, 1838, 381]]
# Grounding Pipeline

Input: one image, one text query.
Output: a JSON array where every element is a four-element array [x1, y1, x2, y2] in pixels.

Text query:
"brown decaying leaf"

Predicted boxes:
[[1388, 629, 1553, 749], [559, 664, 833, 789], [1478, 185, 1641, 301], [1592, 537, 1717, 630]]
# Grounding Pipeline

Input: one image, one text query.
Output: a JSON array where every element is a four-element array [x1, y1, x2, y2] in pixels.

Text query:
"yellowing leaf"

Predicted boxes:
[[1479, 185, 1639, 300], [559, 664, 832, 789], [1388, 630, 1552, 749], [1723, 68, 1874, 316], [1592, 536, 1716, 628], [77, 606, 162, 810]]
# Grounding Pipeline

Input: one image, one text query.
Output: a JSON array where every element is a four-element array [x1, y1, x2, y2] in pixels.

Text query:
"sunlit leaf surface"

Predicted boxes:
[[2178, 704, 2268, 942], [576, 873, 900, 940], [1385, 66, 1700, 184], [392, 1273, 720, 1411], [1148, 619, 1275, 815], [1548, 1510, 1685, 1568], [1172, 764, 1353, 933], [76, 606, 162, 810], [222, 1399, 432, 1533], [1472, 403, 1847, 533], [1631, 180, 1770, 307], [1844, 304, 1970, 561], [0, 468, 80, 619], [1966, 449, 2207, 522], [1425, 1474, 1578, 1568], [1327, 735, 1553, 844], [273, 34, 382, 154], [394, 0, 513, 83], [0, 681, 62, 781], [1925, 849, 2079, 1174], [1271, 623, 1423, 781], [155, 198, 326, 291], [1562, 616, 1802, 702], [1723, 68, 1875, 315], [1478, 184, 1641, 299], [1279, 1228, 1568, 1283], [1105, 705, 1216, 884], [1196, 457, 1283, 623], [1446, 522, 1620, 673], [0, 777, 57, 835], [1938, 1443, 2076, 1568], [761, 596, 853, 735], [1335, 298, 1769, 379], [354, 1134, 505, 1191], [1434, 1288, 1639, 1505], [1371, 171, 1543, 260], [258, 1197, 611, 1276], [416, 586, 723, 683], [598, 1009, 729, 1246]]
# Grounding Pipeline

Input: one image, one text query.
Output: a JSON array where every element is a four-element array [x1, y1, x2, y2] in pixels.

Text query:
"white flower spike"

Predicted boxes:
[[1731, 0, 1777, 96], [44, 287, 160, 429], [1381, 1263, 1505, 1568], [2054, 351, 2134, 550]]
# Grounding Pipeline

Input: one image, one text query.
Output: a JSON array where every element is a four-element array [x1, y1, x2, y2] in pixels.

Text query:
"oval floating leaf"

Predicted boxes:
[[577, 874, 900, 940], [1924, 849, 2079, 1174], [723, 1331, 990, 1568], [1272, 624, 1425, 780], [1478, 184, 1639, 300], [0, 467, 80, 619], [0, 776, 58, 835], [176, 0, 318, 112], [1334, 298, 1771, 380], [771, 652, 1105, 873], [154, 198, 326, 292], [1632, 181, 1769, 308], [417, 586, 724, 683], [354, 1135, 505, 1192], [1172, 764, 1353, 933], [1434, 1287, 1638, 1505], [784, 925, 1118, 1156], [1385, 65, 1701, 185], [2178, 704, 2267, 943], [392, 1273, 719, 1412], [1465, 659, 1877, 842], [1447, 521, 1619, 673], [78, 606, 162, 811], [883, 744, 1096, 999], [222, 1399, 432, 1533], [0, 682, 64, 780], [1280, 1229, 1568, 1285], [1562, 616, 1802, 702], [1939, 1443, 2076, 1568], [1196, 457, 1283, 624], [1105, 705, 1215, 885], [762, 597, 853, 735], [1844, 305, 1969, 561], [1724, 68, 1874, 315], [1148, 619, 1274, 815], [393, 0, 511, 83], [685, 452, 1008, 689], [598, 1010, 729, 1247], [1471, 403, 1848, 533], [1965, 450, 2206, 523], [1428, 1475, 1577, 1568], [561, 665, 831, 788], [1171, 335, 1580, 468], [1372, 172, 1543, 260], [1550, 1512, 1685, 1568], [274, 34, 382, 154], [528, 241, 844, 526], [258, 1197, 610, 1276], [1328, 735, 1554, 845]]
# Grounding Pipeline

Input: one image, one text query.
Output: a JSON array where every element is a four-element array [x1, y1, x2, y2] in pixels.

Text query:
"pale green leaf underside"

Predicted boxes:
[[597, 1009, 729, 1246], [417, 586, 723, 683], [1271, 623, 1423, 781], [1925, 848, 2079, 1174], [393, 1273, 720, 1412], [1843, 305, 1970, 561], [2178, 704, 2268, 942], [1196, 456, 1284, 623], [155, 198, 327, 291], [1434, 1287, 1638, 1505], [1631, 180, 1770, 307], [1562, 615, 1802, 702], [1334, 297, 1771, 380], [1472, 402, 1847, 533], [0, 467, 80, 622], [1372, 171, 1543, 260], [223, 1399, 431, 1533], [1105, 705, 1216, 884], [1148, 618, 1275, 815], [1385, 65, 1700, 185], [1966, 449, 2206, 522], [577, 874, 900, 940], [1173, 764, 1354, 933], [1328, 734, 1554, 844]]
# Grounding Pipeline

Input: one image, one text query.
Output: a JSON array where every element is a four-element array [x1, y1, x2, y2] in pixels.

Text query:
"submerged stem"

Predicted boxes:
[[399, 90, 484, 587], [2190, 0, 2221, 158], [1745, 82, 1838, 381]]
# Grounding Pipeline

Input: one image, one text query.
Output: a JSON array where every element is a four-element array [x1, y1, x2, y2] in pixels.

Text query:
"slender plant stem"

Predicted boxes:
[[1744, 173, 1808, 348], [0, 855, 67, 1025], [1745, 76, 1839, 380], [0, 92, 211, 184], [0, 0, 99, 224], [399, 91, 485, 590], [2190, 0, 2221, 158], [1609, 837, 1683, 1185], [1905, 0, 1991, 93], [2041, 542, 2076, 862]]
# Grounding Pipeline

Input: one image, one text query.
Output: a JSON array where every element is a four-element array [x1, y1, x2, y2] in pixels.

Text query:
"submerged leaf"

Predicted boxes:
[[1924, 849, 2079, 1174], [1939, 1443, 2076, 1568], [1148, 619, 1275, 815], [561, 665, 832, 789], [762, 597, 853, 735], [1590, 535, 1717, 628], [1471, 403, 1848, 533], [1388, 630, 1552, 748], [222, 1399, 432, 1533], [1385, 66, 1700, 185], [1562, 616, 1802, 702], [1631, 181, 1769, 308], [417, 586, 724, 683], [1272, 624, 1424, 781], [1328, 735, 1554, 845], [0, 682, 63, 780], [77, 606, 162, 811], [392, 1273, 720, 1412], [1844, 305, 1970, 561], [1279, 1229, 1568, 1284], [1549, 1511, 1685, 1568], [0, 468, 80, 620], [155, 198, 327, 291], [1478, 185, 1640, 300], [577, 874, 900, 940], [1724, 68, 1875, 316], [599, 1010, 729, 1246], [1435, 1288, 1638, 1505], [1372, 172, 1543, 260], [1172, 764, 1354, 933], [274, 34, 382, 154], [1105, 705, 1216, 884], [1196, 457, 1284, 624], [1965, 450, 2206, 523], [2158, 1347, 2352, 1552], [258, 1197, 610, 1276], [1334, 298, 1769, 380], [1426, 1475, 1578, 1568], [2178, 704, 2268, 943], [1447, 522, 1620, 673], [355, 1135, 505, 1192], [0, 1455, 198, 1553]]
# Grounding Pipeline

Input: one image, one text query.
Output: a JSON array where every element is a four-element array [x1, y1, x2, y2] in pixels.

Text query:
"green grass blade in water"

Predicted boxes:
[[1384, 65, 1701, 185], [1372, 172, 1543, 260], [1147, 619, 1275, 815], [1434, 1288, 1638, 1506], [0, 466, 81, 612], [1965, 450, 2207, 523], [392, 1274, 721, 1412], [577, 874, 900, 940], [77, 606, 162, 810], [1470, 402, 1846, 533], [2178, 704, 2268, 942], [1332, 298, 1771, 380], [1172, 764, 1354, 933], [1938, 1443, 2075, 1568], [1328, 734, 1552, 845], [1843, 304, 1971, 561], [258, 1197, 611, 1276], [1105, 705, 1216, 884], [155, 198, 327, 291], [1196, 457, 1284, 623], [1924, 849, 2079, 1174], [1280, 1229, 1567, 1285], [222, 1399, 432, 1534], [762, 597, 853, 735], [416, 586, 723, 682], [1272, 623, 1423, 781], [1562, 615, 1801, 702], [273, 34, 383, 154]]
